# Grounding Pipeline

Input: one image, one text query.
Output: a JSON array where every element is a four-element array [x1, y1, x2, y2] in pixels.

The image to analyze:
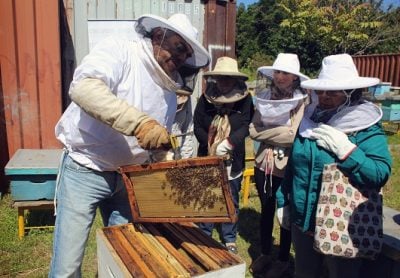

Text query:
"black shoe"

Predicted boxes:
[[264, 260, 289, 278], [249, 254, 272, 274]]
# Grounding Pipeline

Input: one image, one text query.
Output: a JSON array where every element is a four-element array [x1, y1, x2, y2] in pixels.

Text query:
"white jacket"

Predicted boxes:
[[55, 36, 180, 171]]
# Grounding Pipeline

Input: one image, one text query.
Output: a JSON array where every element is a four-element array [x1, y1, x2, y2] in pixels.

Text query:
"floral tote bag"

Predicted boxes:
[[314, 163, 383, 259]]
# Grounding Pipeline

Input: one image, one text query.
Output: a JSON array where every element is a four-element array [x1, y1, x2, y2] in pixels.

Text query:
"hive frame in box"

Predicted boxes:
[[97, 223, 246, 277], [119, 156, 237, 223]]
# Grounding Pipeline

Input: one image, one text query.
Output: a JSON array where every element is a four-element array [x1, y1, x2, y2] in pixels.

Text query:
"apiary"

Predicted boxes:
[[368, 82, 392, 96], [97, 223, 246, 278], [119, 156, 236, 223]]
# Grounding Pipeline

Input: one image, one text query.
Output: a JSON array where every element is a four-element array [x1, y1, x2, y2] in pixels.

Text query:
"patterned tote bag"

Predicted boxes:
[[314, 163, 383, 259]]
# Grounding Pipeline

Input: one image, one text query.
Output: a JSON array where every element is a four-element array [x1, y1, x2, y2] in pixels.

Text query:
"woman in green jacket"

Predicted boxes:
[[276, 54, 392, 278]]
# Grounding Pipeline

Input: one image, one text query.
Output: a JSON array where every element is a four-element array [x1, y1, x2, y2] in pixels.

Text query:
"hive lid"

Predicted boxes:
[[5, 149, 63, 175]]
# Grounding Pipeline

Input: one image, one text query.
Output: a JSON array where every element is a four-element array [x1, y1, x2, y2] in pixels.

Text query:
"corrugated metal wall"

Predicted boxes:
[[353, 54, 400, 87], [0, 66, 6, 192], [0, 0, 63, 194], [66, 0, 207, 65]]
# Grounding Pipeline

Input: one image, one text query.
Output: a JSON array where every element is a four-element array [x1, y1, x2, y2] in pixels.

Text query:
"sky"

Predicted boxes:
[[236, 0, 400, 9], [236, 0, 257, 7], [236, 0, 257, 6]]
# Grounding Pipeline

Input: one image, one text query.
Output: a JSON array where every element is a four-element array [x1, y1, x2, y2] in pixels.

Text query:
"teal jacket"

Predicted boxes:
[[276, 102, 392, 233]]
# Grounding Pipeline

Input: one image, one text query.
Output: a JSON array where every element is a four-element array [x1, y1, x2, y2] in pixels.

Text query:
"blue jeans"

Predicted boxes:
[[199, 176, 242, 244], [49, 154, 132, 278], [292, 225, 362, 278]]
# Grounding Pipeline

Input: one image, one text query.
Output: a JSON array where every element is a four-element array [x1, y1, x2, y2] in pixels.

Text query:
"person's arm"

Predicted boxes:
[[339, 124, 392, 190], [69, 37, 170, 149], [70, 78, 151, 136], [227, 95, 254, 147], [312, 123, 392, 189], [249, 102, 304, 147]]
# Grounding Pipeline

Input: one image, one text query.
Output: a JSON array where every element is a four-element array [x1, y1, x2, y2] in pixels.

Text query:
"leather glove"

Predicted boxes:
[[134, 120, 171, 150], [276, 205, 290, 230], [216, 139, 233, 156], [310, 124, 356, 160]]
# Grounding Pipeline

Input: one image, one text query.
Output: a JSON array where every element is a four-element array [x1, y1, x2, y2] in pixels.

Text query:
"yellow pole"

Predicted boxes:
[[18, 208, 25, 239]]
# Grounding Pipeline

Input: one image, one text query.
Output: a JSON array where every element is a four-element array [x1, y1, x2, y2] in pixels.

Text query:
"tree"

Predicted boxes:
[[236, 0, 290, 75], [236, 0, 400, 76], [236, 3, 261, 68]]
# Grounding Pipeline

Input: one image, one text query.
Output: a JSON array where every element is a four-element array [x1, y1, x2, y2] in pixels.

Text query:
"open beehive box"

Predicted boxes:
[[97, 223, 245, 277], [119, 156, 236, 223]]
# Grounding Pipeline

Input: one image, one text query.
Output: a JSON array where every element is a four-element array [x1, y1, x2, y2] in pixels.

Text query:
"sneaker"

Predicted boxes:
[[249, 254, 272, 274], [225, 243, 238, 254], [264, 260, 289, 278]]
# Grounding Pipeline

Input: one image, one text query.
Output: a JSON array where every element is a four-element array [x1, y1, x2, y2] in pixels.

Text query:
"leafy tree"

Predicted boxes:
[[236, 0, 400, 77], [364, 7, 400, 53], [236, 3, 261, 68]]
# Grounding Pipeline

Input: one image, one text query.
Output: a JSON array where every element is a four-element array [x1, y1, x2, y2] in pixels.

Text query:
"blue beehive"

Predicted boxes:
[[5, 149, 63, 201], [369, 82, 392, 96], [382, 106, 400, 122]]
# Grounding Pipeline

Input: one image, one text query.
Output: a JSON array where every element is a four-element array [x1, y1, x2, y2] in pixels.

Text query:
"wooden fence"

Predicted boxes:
[[353, 53, 400, 87]]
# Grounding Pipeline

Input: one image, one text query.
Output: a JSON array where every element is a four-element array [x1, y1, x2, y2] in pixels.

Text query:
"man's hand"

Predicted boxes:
[[310, 124, 356, 160], [134, 120, 171, 150]]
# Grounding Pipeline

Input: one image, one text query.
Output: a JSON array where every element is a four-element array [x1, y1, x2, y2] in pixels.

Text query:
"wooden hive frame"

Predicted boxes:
[[97, 223, 245, 277], [119, 157, 237, 223]]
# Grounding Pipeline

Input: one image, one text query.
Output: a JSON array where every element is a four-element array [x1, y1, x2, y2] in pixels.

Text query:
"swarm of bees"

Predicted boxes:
[[163, 165, 226, 211]]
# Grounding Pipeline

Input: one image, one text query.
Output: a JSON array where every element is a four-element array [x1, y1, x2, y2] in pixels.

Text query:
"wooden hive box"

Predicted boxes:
[[119, 157, 236, 223], [382, 106, 400, 121], [4, 149, 63, 201], [97, 223, 246, 277]]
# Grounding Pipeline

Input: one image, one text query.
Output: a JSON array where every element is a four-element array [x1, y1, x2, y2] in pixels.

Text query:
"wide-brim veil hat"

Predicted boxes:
[[203, 57, 249, 104], [257, 53, 309, 82], [301, 54, 379, 90], [137, 13, 210, 68], [203, 56, 248, 80], [204, 83, 249, 104]]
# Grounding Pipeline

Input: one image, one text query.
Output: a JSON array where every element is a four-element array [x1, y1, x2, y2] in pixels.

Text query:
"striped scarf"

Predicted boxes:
[[207, 114, 231, 155]]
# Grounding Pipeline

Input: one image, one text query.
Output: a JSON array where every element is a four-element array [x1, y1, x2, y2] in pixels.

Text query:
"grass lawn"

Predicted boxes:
[[0, 133, 399, 277]]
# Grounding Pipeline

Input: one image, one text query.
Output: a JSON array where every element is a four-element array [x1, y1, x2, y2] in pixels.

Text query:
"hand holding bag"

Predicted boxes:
[[314, 163, 383, 259]]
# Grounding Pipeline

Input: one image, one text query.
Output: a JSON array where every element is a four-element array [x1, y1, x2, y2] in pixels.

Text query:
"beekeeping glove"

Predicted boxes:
[[276, 205, 290, 230], [216, 139, 233, 156], [134, 119, 171, 150], [310, 124, 356, 160]]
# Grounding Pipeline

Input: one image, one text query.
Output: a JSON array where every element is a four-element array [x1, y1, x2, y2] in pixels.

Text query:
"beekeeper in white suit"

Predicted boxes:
[[49, 13, 210, 277]]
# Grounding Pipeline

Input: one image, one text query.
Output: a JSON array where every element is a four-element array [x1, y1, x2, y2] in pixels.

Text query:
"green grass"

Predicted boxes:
[[0, 133, 399, 277], [0, 195, 101, 277]]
